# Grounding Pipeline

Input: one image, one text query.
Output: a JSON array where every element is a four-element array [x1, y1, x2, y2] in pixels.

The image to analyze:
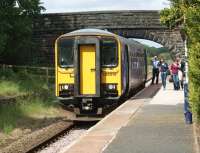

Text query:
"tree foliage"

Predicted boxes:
[[160, 2, 184, 29], [0, 0, 45, 64], [160, 0, 200, 120], [144, 46, 169, 57]]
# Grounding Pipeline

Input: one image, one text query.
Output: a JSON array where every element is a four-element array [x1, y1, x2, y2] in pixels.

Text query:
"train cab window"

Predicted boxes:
[[58, 38, 74, 68], [101, 38, 118, 67]]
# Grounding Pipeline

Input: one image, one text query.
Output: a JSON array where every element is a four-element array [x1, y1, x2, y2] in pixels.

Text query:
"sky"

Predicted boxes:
[[40, 0, 170, 48], [40, 0, 170, 13]]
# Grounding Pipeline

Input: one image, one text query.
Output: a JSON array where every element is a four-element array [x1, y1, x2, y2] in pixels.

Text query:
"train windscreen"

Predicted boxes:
[[58, 38, 74, 68], [101, 38, 118, 67]]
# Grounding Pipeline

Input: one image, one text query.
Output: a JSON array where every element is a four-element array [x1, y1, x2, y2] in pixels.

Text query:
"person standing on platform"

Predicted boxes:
[[151, 56, 160, 85], [170, 58, 180, 90], [159, 58, 168, 90]]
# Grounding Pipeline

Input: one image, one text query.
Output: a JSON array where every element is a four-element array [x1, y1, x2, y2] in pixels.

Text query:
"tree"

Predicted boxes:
[[0, 0, 45, 64], [160, 0, 184, 29], [160, 0, 200, 120]]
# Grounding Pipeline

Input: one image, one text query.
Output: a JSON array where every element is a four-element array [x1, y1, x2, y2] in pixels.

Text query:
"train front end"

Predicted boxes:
[[55, 29, 122, 114]]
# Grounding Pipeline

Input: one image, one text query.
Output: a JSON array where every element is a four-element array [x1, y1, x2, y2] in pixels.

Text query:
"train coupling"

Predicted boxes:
[[82, 98, 93, 111]]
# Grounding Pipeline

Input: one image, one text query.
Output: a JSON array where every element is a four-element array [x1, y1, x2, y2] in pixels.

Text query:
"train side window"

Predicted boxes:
[[101, 38, 118, 67], [58, 38, 74, 68]]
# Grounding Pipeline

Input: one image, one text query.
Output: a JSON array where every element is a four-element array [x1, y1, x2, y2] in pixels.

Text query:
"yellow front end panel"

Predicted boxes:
[[101, 68, 121, 95], [57, 68, 74, 84]]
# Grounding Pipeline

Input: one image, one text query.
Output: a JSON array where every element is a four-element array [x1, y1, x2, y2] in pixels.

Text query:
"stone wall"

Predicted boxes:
[[32, 10, 184, 66]]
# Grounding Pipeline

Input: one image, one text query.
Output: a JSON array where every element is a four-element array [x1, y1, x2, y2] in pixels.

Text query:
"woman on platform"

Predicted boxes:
[[170, 58, 180, 90]]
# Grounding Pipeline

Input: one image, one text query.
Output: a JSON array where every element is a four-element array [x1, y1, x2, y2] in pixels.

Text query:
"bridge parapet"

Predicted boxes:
[[34, 10, 164, 31], [32, 10, 184, 65]]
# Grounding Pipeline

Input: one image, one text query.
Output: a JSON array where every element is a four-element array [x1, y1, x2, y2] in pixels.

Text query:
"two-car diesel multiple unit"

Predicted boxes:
[[55, 29, 147, 115]]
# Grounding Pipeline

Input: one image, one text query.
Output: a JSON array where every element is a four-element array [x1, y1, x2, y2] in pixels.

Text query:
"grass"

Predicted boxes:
[[0, 68, 50, 95], [0, 104, 22, 134], [0, 97, 59, 134], [0, 69, 21, 97], [0, 80, 20, 97], [19, 97, 58, 118], [0, 68, 59, 134]]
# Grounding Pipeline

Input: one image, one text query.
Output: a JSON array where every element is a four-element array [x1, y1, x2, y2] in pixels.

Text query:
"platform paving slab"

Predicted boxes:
[[103, 83, 194, 153]]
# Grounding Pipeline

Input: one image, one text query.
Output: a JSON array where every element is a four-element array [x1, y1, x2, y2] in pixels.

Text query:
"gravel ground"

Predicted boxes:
[[36, 123, 94, 153], [36, 122, 96, 153]]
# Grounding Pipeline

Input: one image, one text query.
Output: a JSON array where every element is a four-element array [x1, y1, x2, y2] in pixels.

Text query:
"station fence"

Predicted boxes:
[[0, 64, 55, 85]]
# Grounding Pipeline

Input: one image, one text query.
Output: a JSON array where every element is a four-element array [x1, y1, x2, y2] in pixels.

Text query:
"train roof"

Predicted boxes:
[[60, 29, 145, 49], [128, 38, 145, 46], [61, 29, 117, 37]]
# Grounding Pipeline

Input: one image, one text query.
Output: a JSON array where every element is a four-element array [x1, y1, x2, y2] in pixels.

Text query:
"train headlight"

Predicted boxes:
[[102, 83, 118, 97], [106, 84, 117, 90], [63, 85, 69, 90], [60, 84, 73, 91], [108, 84, 116, 90], [59, 84, 74, 97], [60, 84, 68, 90]]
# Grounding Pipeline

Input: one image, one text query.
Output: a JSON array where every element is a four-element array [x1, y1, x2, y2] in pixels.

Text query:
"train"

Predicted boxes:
[[55, 29, 147, 115]]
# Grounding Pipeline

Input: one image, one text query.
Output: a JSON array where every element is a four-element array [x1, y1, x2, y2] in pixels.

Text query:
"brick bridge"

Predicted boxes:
[[33, 10, 184, 65]]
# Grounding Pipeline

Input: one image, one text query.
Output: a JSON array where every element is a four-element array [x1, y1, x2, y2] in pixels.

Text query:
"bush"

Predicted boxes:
[[160, 0, 200, 121], [0, 69, 56, 134]]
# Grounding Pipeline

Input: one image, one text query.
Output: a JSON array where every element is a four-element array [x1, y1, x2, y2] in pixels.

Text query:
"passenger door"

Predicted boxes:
[[79, 45, 96, 95]]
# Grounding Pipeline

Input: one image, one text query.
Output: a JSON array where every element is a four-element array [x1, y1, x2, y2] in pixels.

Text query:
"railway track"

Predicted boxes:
[[1, 118, 97, 153], [32, 122, 96, 153], [1, 120, 73, 153]]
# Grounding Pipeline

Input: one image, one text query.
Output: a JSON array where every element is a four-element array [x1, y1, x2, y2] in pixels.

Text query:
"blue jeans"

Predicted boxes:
[[161, 72, 167, 88], [172, 74, 179, 90]]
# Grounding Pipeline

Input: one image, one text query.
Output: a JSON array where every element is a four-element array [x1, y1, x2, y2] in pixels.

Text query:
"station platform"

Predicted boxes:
[[59, 82, 194, 153]]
